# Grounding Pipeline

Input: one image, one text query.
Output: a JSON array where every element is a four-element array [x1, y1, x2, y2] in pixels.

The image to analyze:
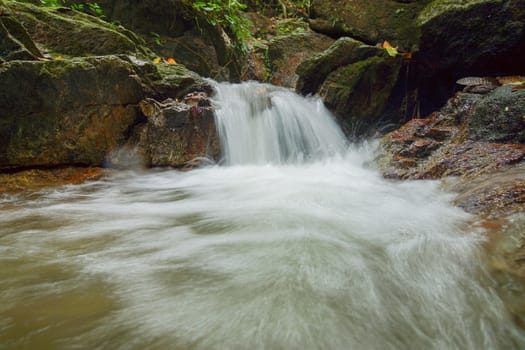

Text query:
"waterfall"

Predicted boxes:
[[0, 82, 524, 349], [211, 81, 347, 164]]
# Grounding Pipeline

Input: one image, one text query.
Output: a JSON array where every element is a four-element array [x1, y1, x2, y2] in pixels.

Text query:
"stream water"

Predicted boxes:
[[1, 82, 524, 349]]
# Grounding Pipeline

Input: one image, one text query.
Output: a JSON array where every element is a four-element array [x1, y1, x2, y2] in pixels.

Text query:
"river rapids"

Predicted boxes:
[[0, 82, 524, 349]]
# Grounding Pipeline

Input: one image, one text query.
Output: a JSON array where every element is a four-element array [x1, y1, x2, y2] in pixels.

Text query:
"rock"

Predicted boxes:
[[309, 0, 428, 50], [295, 37, 404, 136], [378, 90, 525, 180], [0, 56, 144, 170], [307, 0, 525, 126], [417, 0, 525, 73], [241, 41, 270, 82], [267, 32, 334, 88], [377, 85, 525, 324], [0, 54, 211, 171], [107, 94, 219, 169], [6, 0, 151, 57], [75, 0, 241, 81], [0, 1, 42, 60], [468, 85, 525, 143], [319, 54, 403, 136], [296, 37, 375, 94]]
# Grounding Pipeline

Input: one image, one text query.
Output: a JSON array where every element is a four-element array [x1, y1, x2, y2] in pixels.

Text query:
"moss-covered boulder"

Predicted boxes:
[[0, 54, 211, 171], [318, 54, 403, 135], [265, 32, 334, 88], [66, 0, 241, 81], [296, 37, 381, 95], [468, 86, 525, 143], [0, 56, 143, 170], [309, 0, 430, 51], [5, 0, 150, 57], [0, 1, 42, 60], [295, 37, 404, 136]]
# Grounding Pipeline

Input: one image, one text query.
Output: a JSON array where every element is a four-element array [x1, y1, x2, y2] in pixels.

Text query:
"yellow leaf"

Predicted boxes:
[[382, 40, 398, 57], [55, 55, 64, 60], [166, 57, 177, 65], [153, 57, 162, 64]]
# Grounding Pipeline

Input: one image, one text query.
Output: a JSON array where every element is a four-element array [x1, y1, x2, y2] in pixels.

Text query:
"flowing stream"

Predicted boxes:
[[1, 82, 524, 349]]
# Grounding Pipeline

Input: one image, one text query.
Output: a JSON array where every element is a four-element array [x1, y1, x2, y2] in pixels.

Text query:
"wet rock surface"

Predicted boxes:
[[107, 92, 219, 169], [377, 84, 525, 322]]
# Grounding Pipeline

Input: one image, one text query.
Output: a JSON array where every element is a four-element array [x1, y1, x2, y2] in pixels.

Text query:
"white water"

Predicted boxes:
[[1, 82, 524, 349]]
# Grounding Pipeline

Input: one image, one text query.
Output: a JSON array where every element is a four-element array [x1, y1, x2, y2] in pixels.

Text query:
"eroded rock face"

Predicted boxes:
[[107, 93, 219, 169]]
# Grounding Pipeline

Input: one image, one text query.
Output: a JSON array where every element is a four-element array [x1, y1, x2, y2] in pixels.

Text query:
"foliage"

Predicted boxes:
[[188, 0, 253, 52], [38, 0, 105, 19]]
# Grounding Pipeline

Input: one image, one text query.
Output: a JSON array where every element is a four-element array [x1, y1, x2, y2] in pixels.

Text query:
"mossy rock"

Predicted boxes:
[[468, 85, 525, 143], [309, 0, 430, 51], [0, 56, 144, 170], [5, 0, 152, 57], [0, 1, 42, 61], [296, 37, 381, 94], [318, 54, 403, 135]]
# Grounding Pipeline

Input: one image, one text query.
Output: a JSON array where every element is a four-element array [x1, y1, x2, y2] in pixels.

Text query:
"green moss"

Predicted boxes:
[[418, 0, 502, 24], [5, 0, 151, 57]]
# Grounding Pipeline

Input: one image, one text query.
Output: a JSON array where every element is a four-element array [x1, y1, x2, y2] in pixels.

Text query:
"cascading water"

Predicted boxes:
[[212, 81, 347, 164], [0, 82, 524, 349]]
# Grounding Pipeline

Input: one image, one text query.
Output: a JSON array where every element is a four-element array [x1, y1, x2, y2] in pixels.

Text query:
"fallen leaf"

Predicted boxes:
[[153, 57, 161, 64], [399, 52, 412, 59], [166, 57, 177, 65], [382, 40, 398, 57]]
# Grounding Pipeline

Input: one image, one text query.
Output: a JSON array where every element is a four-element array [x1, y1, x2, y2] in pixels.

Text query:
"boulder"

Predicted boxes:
[[107, 94, 219, 169], [296, 37, 383, 94], [0, 56, 143, 170], [417, 0, 525, 73], [296, 37, 404, 136], [309, 0, 429, 51], [307, 0, 525, 126], [0, 1, 42, 60], [68, 0, 241, 81], [377, 88, 525, 181], [267, 32, 334, 88], [0, 55, 213, 171], [468, 85, 525, 143], [6, 0, 151, 57]]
